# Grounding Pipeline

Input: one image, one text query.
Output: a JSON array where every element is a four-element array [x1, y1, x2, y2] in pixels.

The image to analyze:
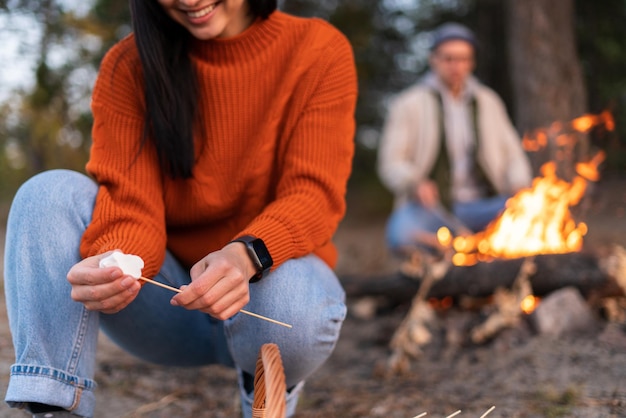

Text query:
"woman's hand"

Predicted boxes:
[[67, 251, 142, 314], [171, 243, 255, 320]]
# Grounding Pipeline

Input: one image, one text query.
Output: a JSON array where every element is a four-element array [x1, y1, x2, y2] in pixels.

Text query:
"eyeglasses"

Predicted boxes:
[[434, 53, 474, 64]]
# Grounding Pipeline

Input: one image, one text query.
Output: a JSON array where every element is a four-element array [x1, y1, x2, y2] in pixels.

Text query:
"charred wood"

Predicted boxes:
[[341, 252, 615, 304]]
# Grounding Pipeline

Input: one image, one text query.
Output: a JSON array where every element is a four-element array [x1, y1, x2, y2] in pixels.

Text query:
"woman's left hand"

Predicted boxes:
[[170, 243, 256, 319]]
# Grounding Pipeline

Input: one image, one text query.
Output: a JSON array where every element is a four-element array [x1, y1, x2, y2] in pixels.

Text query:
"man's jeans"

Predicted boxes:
[[4, 169, 346, 417], [385, 196, 510, 251]]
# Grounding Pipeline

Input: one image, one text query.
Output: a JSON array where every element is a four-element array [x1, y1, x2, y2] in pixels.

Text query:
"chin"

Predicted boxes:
[[187, 27, 224, 40]]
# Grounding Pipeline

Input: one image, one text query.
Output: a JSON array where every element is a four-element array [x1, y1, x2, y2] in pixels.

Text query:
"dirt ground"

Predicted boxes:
[[0, 176, 625, 417]]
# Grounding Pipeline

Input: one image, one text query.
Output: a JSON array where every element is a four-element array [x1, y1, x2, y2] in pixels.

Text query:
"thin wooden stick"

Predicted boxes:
[[139, 277, 182, 293], [412, 413, 428, 418], [238, 309, 292, 328], [445, 411, 462, 418], [138, 277, 292, 328], [479, 406, 496, 418]]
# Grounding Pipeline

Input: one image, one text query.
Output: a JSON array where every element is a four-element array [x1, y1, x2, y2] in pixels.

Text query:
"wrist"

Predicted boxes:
[[226, 241, 257, 281], [229, 235, 273, 283]]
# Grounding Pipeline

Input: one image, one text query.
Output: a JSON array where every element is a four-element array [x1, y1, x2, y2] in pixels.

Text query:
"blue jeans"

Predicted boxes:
[[385, 196, 510, 251], [3, 170, 347, 417]]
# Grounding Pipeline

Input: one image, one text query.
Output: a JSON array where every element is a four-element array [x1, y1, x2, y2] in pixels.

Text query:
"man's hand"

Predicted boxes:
[[415, 180, 440, 209], [171, 243, 255, 320], [67, 250, 142, 314]]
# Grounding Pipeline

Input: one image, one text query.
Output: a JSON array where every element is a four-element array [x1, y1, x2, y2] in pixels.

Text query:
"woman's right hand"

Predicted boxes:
[[67, 251, 142, 314]]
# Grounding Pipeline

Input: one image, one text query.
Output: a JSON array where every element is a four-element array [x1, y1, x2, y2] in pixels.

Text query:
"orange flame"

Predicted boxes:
[[439, 112, 612, 266], [520, 295, 540, 314], [523, 111, 614, 152], [571, 110, 615, 133], [428, 296, 454, 311], [441, 151, 605, 266], [522, 131, 547, 152]]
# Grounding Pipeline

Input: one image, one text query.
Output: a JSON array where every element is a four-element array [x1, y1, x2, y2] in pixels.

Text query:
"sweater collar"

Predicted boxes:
[[189, 10, 286, 62]]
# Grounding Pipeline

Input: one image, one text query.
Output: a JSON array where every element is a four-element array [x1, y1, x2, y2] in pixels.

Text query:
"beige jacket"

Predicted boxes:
[[377, 76, 532, 206]]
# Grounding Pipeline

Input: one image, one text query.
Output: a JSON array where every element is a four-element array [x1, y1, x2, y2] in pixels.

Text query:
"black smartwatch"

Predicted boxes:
[[230, 235, 273, 283]]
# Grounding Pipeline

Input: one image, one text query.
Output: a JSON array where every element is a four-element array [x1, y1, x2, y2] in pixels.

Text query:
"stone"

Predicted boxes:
[[531, 286, 598, 336]]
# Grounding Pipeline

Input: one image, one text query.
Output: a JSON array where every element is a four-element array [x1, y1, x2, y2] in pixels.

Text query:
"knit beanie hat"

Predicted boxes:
[[430, 23, 477, 51]]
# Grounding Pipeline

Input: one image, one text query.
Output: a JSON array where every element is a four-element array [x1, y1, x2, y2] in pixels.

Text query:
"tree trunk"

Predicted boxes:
[[506, 0, 589, 177]]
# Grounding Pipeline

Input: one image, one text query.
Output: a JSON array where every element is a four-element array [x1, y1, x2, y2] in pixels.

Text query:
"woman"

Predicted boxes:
[[3, 0, 358, 416]]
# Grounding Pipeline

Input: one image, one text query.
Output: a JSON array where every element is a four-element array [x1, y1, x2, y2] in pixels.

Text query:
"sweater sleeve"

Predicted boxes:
[[238, 30, 358, 268], [80, 40, 167, 278]]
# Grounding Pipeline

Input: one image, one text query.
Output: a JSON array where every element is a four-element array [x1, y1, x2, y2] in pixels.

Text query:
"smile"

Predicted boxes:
[[187, 3, 217, 18]]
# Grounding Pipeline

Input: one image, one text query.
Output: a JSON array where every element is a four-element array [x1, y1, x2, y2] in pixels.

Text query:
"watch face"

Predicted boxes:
[[252, 239, 273, 270]]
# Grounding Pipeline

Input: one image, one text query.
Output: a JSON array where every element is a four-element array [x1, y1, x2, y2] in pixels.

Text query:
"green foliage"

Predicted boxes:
[[0, 0, 130, 201]]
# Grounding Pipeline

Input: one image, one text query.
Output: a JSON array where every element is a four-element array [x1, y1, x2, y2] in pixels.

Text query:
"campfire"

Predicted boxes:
[[379, 111, 624, 375], [442, 151, 604, 266], [440, 111, 614, 267]]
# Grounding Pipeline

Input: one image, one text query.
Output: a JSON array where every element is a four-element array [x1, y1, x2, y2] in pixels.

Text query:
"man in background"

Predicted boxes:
[[378, 22, 532, 256]]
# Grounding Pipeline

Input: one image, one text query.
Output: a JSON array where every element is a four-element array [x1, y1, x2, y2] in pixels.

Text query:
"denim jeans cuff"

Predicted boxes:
[[6, 364, 96, 417]]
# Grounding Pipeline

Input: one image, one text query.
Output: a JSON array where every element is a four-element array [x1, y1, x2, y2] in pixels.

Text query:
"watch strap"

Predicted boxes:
[[230, 235, 273, 283]]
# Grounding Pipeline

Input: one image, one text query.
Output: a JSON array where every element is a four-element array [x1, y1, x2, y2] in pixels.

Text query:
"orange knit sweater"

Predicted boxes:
[[80, 11, 358, 278]]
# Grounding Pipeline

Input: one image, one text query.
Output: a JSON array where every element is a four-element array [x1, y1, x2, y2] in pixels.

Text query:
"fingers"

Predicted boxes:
[[67, 251, 122, 286], [71, 274, 141, 313], [67, 252, 141, 314], [175, 279, 249, 319], [172, 249, 251, 319], [173, 271, 250, 318]]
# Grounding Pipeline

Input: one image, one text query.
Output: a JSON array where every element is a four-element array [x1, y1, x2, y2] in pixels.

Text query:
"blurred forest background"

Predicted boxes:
[[0, 0, 624, 220]]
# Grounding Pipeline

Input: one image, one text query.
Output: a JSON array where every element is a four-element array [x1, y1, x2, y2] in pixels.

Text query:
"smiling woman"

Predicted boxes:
[[157, 0, 254, 39], [3, 0, 358, 417]]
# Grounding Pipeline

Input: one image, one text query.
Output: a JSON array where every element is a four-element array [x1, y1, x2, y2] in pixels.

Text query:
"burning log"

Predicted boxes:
[[430, 250, 610, 298], [341, 249, 614, 304]]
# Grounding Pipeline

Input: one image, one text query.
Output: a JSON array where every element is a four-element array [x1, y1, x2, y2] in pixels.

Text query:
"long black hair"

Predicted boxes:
[[129, 0, 277, 178]]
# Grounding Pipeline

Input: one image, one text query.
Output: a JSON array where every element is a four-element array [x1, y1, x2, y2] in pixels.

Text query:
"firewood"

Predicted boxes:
[[342, 249, 619, 305], [386, 253, 451, 374], [470, 257, 536, 343]]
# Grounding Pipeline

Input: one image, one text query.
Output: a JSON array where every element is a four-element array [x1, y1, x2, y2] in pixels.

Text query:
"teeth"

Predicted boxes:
[[187, 4, 216, 18]]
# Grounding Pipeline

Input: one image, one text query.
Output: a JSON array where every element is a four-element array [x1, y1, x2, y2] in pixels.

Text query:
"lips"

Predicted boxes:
[[186, 3, 217, 19]]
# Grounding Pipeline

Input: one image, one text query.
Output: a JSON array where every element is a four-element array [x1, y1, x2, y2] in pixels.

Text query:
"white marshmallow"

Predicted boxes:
[[99, 251, 144, 279]]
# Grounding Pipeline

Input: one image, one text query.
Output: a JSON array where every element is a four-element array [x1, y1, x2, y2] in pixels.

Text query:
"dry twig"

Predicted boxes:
[[123, 393, 179, 418], [470, 256, 536, 343], [388, 251, 451, 374]]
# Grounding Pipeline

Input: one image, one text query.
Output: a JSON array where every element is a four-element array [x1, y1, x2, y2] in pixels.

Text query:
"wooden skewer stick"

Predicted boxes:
[[139, 277, 184, 293], [479, 406, 496, 418], [412, 413, 428, 418], [445, 411, 462, 418], [238, 309, 292, 328], [138, 277, 293, 328]]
